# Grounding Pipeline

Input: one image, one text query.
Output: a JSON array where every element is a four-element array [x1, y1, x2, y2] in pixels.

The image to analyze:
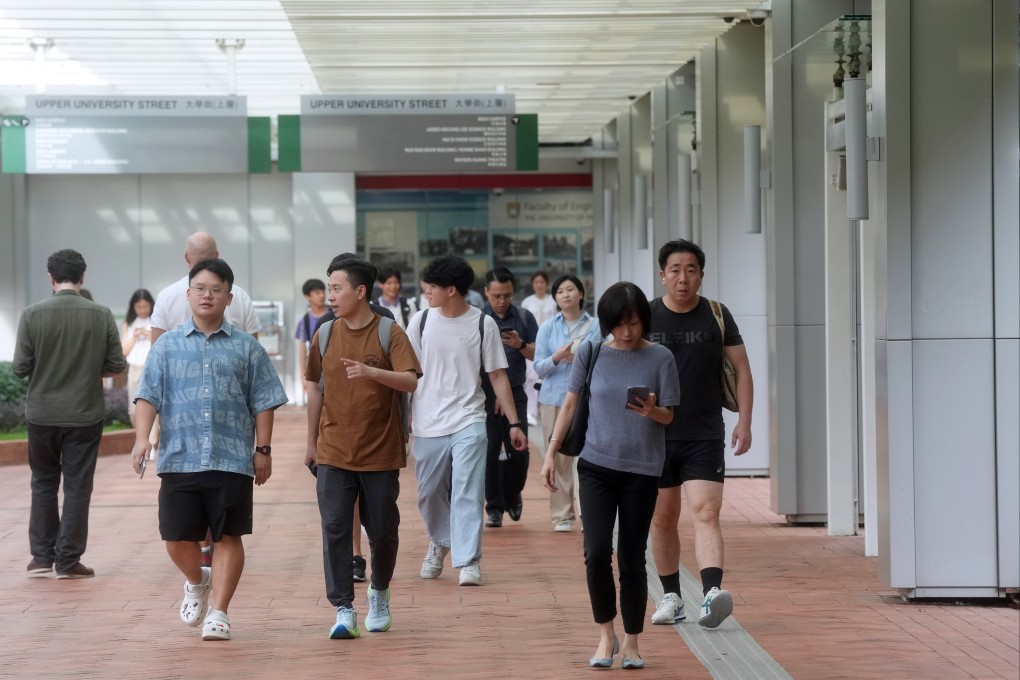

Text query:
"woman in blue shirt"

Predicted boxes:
[[533, 274, 602, 533]]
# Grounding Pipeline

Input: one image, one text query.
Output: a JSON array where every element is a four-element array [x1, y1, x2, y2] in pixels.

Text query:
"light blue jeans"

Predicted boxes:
[[413, 422, 487, 568]]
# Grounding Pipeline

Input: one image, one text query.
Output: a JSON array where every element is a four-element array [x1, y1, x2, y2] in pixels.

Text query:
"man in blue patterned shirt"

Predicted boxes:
[[131, 258, 287, 642]]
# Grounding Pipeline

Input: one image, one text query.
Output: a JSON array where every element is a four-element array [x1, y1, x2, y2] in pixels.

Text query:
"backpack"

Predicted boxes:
[[708, 299, 739, 413], [418, 308, 494, 409], [399, 297, 411, 327], [317, 316, 410, 442]]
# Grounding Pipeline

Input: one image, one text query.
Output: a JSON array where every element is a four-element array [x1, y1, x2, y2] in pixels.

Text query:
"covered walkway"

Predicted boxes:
[[1, 407, 1016, 679]]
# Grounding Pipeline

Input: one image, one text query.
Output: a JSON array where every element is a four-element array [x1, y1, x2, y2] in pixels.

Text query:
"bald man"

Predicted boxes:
[[150, 232, 260, 343]]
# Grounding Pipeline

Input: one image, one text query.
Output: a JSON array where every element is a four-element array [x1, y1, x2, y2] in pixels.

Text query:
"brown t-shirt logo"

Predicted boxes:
[[362, 354, 383, 368]]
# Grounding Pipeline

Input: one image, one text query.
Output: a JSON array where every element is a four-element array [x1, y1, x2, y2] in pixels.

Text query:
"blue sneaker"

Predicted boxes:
[[329, 606, 360, 639], [365, 586, 392, 632]]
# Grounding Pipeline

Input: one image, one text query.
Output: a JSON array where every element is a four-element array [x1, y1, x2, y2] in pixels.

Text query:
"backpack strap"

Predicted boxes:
[[419, 307, 428, 335], [399, 297, 411, 327], [378, 315, 394, 358], [708, 298, 725, 340], [316, 319, 334, 393]]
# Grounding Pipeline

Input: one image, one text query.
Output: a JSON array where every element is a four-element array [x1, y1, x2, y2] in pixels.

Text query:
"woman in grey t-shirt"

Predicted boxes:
[[541, 282, 680, 670]]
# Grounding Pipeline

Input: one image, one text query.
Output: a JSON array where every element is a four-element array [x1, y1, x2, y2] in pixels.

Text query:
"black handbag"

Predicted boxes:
[[557, 341, 602, 457]]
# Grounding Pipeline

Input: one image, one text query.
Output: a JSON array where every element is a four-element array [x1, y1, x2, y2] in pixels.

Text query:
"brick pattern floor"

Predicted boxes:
[[0, 406, 1015, 679]]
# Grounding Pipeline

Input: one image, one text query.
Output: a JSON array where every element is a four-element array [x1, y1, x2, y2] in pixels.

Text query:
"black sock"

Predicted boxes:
[[659, 571, 682, 598], [700, 567, 723, 595]]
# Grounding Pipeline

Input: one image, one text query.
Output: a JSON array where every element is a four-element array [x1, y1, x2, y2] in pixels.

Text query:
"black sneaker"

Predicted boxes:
[[486, 510, 503, 528], [55, 563, 95, 579], [508, 497, 523, 522], [352, 555, 367, 582], [26, 558, 52, 578]]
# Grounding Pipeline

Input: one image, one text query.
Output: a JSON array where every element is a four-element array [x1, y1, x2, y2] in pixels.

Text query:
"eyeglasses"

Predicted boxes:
[[190, 285, 227, 298]]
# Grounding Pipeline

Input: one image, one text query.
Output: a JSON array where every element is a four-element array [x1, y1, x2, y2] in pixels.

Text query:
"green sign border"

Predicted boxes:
[[247, 117, 271, 173], [514, 114, 539, 171], [277, 115, 302, 172], [1, 116, 27, 174]]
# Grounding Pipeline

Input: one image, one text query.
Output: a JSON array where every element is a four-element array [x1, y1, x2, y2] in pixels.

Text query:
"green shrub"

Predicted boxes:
[[0, 362, 29, 404]]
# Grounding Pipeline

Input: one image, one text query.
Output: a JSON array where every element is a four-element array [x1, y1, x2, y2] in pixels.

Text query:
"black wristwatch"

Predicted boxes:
[[255, 445, 272, 456], [508, 422, 523, 430]]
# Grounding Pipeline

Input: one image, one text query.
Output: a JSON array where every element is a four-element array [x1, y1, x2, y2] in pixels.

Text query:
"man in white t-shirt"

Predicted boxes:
[[406, 255, 528, 587], [150, 231, 260, 343]]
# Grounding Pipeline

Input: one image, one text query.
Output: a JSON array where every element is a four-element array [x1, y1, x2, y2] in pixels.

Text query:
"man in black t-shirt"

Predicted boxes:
[[646, 239, 754, 630]]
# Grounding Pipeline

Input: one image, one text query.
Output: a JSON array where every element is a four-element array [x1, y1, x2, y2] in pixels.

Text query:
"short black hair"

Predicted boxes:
[[597, 281, 650, 338], [47, 249, 86, 284], [531, 271, 549, 285], [327, 252, 360, 275], [329, 258, 377, 293], [421, 255, 475, 297], [657, 239, 706, 271], [302, 278, 325, 296], [484, 266, 516, 289], [377, 267, 402, 284], [550, 274, 585, 308], [188, 258, 234, 290]]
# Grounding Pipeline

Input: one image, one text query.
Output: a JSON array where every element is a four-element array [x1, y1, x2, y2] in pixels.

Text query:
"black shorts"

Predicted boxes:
[[657, 440, 725, 488], [158, 471, 254, 542]]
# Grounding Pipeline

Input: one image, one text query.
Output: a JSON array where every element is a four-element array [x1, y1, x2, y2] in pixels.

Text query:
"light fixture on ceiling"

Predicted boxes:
[[216, 39, 246, 96], [27, 38, 54, 93]]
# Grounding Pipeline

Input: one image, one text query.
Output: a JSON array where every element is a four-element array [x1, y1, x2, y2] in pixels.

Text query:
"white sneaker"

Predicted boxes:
[[364, 586, 391, 633], [201, 609, 230, 641], [651, 592, 686, 625], [180, 566, 211, 627], [458, 560, 481, 586], [553, 520, 573, 532], [329, 606, 360, 639], [698, 587, 733, 628], [420, 541, 449, 579]]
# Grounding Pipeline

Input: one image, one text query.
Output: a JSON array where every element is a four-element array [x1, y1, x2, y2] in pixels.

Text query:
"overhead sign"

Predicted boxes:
[[1, 95, 269, 174], [302, 94, 515, 115], [280, 97, 537, 173]]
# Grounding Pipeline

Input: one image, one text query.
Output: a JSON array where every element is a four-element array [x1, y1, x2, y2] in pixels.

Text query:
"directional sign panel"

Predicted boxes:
[[1, 95, 265, 174]]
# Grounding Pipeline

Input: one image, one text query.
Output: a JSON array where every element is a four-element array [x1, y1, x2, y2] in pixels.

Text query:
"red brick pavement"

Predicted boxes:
[[0, 406, 1015, 679]]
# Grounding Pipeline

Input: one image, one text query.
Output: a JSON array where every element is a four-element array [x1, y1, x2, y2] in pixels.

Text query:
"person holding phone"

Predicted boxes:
[[540, 282, 680, 670], [480, 267, 539, 528], [533, 274, 602, 532]]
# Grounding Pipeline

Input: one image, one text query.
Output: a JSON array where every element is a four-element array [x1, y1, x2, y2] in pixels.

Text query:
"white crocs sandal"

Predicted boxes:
[[202, 609, 231, 641], [179, 566, 211, 627]]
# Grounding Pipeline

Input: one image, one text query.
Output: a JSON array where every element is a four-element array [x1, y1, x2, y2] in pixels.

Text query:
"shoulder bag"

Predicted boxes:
[[708, 299, 739, 412], [557, 341, 602, 457]]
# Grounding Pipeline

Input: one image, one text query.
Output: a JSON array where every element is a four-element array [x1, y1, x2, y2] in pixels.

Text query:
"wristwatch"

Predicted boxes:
[[255, 445, 272, 456], [508, 422, 523, 430]]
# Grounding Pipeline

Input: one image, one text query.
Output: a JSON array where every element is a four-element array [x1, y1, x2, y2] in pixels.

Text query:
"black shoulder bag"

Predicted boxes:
[[557, 341, 602, 457]]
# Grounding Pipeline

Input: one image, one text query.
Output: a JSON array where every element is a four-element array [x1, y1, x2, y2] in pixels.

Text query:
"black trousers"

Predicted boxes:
[[578, 458, 659, 635], [484, 385, 529, 515], [27, 421, 103, 572], [316, 465, 400, 608]]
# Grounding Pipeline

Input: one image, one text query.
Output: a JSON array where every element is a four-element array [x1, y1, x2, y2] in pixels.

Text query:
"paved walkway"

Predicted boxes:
[[1, 407, 1016, 679]]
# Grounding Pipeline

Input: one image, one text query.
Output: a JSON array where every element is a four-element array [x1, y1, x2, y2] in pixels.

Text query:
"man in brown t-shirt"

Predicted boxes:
[[304, 258, 421, 640]]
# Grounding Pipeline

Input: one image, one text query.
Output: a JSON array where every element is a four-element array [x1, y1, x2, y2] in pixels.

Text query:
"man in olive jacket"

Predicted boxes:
[[13, 249, 126, 579]]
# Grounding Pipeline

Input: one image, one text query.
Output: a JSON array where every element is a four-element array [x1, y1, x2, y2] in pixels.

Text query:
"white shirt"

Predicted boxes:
[[406, 306, 508, 438], [376, 295, 418, 329], [150, 275, 261, 334], [521, 293, 558, 327], [124, 317, 152, 366]]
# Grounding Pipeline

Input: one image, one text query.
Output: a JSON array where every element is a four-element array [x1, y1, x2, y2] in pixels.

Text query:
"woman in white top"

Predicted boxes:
[[121, 288, 154, 427], [376, 267, 418, 329], [520, 271, 559, 425]]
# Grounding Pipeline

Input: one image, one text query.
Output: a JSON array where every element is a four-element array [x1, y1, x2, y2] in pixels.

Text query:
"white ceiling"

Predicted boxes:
[[0, 0, 770, 145]]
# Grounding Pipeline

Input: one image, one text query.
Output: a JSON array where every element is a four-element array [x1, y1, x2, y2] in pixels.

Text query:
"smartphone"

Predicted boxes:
[[626, 386, 650, 409], [500, 327, 514, 340], [138, 456, 147, 479], [307, 460, 318, 477]]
